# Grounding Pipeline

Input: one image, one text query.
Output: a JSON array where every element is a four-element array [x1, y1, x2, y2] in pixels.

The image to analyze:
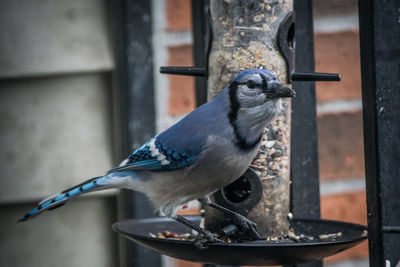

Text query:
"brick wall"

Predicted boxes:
[[152, 0, 195, 134], [313, 0, 367, 265], [155, 0, 367, 266]]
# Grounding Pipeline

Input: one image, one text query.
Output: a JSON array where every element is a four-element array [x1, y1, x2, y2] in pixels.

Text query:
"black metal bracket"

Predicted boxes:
[[277, 11, 341, 83], [278, 11, 296, 79], [207, 168, 263, 238], [214, 168, 263, 217]]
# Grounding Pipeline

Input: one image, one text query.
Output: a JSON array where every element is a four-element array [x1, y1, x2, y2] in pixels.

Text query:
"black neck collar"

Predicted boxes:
[[227, 82, 262, 152]]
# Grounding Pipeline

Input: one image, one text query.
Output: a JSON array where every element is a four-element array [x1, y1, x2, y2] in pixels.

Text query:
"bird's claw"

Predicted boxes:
[[194, 231, 223, 249], [233, 214, 262, 239]]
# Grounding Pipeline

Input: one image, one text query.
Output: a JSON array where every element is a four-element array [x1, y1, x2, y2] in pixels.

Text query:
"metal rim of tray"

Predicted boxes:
[[112, 216, 367, 266]]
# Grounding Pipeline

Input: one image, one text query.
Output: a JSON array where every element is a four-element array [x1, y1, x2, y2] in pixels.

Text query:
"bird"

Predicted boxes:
[[19, 68, 295, 242]]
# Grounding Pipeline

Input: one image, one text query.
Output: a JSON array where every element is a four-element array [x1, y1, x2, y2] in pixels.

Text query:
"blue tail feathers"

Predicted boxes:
[[18, 176, 104, 222]]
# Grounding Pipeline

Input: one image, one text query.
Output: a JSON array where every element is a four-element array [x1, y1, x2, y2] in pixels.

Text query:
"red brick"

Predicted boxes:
[[166, 0, 192, 31], [177, 207, 199, 216], [313, 0, 358, 17], [314, 30, 362, 103], [174, 258, 202, 267], [167, 45, 195, 115], [321, 191, 368, 263], [318, 111, 365, 180], [168, 256, 201, 267]]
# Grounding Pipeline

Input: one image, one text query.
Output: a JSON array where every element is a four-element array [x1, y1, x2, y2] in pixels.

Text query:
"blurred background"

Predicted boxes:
[[0, 0, 365, 267]]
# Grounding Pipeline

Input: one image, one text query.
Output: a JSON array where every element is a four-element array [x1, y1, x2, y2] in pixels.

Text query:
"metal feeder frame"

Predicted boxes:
[[112, 0, 400, 266]]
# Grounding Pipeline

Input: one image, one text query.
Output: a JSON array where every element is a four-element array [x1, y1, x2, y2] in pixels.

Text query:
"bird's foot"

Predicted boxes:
[[172, 214, 223, 247], [196, 198, 262, 240], [232, 214, 262, 240], [194, 231, 223, 249]]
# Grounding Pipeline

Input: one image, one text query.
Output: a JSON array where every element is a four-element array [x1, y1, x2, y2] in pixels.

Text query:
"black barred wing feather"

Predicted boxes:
[[107, 138, 198, 173]]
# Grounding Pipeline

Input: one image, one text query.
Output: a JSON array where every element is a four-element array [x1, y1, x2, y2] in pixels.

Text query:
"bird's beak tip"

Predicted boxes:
[[277, 85, 296, 98]]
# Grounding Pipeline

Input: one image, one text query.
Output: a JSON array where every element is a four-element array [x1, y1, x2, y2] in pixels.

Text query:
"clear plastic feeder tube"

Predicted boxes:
[[207, 0, 293, 238]]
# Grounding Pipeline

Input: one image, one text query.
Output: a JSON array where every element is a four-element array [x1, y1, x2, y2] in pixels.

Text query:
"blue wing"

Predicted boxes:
[[107, 137, 198, 173], [108, 93, 229, 174]]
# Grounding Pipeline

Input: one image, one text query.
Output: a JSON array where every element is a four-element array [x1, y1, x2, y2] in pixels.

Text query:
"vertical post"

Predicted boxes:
[[291, 0, 320, 222], [112, 0, 161, 266], [358, 0, 400, 266], [288, 1, 322, 267], [191, 0, 210, 107]]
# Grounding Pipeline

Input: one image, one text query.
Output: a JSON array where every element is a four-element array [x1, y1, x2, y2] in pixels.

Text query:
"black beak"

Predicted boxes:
[[265, 84, 296, 98], [276, 85, 296, 98]]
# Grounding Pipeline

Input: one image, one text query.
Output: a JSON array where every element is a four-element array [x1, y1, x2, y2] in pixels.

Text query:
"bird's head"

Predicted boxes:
[[226, 69, 295, 150], [229, 69, 295, 109]]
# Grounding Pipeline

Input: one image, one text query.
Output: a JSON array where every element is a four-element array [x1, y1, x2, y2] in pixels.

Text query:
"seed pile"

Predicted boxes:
[[149, 231, 197, 241], [148, 229, 351, 243]]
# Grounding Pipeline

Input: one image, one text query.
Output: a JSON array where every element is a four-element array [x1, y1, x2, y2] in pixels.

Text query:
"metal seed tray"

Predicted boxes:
[[112, 216, 367, 266]]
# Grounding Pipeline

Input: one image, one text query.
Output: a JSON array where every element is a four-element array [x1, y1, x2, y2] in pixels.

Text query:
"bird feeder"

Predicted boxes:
[[113, 0, 367, 266], [204, 0, 294, 239]]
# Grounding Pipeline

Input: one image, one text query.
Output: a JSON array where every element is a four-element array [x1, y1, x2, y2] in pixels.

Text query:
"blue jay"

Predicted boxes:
[[19, 69, 295, 241]]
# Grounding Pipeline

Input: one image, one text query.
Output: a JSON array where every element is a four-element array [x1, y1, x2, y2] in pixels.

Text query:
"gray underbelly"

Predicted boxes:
[[140, 150, 256, 210]]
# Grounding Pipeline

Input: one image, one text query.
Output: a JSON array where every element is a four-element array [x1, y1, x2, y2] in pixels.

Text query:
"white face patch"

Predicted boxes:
[[236, 74, 268, 108]]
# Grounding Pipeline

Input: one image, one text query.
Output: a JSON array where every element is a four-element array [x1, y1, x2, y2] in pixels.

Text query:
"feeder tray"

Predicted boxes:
[[113, 216, 367, 266]]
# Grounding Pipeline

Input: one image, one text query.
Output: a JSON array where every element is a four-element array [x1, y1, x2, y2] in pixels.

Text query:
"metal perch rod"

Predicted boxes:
[[159, 66, 341, 82]]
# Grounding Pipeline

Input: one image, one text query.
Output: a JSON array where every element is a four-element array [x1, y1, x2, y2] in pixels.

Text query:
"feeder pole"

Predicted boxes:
[[205, 0, 293, 238], [359, 0, 400, 266]]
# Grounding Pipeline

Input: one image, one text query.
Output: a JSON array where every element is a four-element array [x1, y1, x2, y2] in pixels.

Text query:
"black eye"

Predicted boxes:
[[246, 80, 256, 89]]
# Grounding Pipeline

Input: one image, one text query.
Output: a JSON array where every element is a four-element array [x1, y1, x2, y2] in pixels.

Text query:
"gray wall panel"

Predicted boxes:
[[0, 0, 113, 78], [0, 197, 118, 267], [0, 74, 114, 203], [0, 1, 120, 266]]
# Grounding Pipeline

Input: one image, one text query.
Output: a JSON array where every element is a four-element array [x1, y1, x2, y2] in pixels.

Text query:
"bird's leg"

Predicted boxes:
[[198, 196, 262, 240], [172, 214, 223, 247]]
